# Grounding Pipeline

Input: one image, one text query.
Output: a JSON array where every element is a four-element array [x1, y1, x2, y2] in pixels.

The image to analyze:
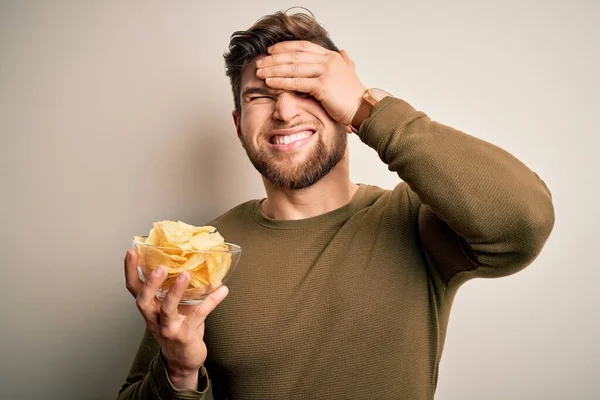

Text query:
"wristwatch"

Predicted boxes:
[[350, 88, 392, 133]]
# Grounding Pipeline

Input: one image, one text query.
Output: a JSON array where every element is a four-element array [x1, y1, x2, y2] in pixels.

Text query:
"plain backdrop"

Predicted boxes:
[[1, 1, 598, 399]]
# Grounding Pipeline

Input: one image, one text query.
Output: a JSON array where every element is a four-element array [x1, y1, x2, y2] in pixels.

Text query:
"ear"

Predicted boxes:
[[232, 110, 242, 138]]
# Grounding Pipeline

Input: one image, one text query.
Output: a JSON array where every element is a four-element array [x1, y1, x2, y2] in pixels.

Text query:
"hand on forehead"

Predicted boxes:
[[243, 41, 327, 91]]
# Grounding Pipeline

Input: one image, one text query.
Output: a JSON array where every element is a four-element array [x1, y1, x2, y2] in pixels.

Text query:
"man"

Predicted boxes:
[[119, 9, 554, 400]]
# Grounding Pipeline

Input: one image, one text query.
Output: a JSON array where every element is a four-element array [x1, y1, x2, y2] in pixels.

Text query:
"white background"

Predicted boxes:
[[1, 1, 598, 399]]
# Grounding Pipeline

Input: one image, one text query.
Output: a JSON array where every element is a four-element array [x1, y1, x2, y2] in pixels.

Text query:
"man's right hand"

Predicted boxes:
[[124, 248, 229, 390]]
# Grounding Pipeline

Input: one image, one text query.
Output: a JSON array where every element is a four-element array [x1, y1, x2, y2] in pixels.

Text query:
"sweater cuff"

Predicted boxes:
[[149, 351, 209, 399], [357, 96, 420, 151]]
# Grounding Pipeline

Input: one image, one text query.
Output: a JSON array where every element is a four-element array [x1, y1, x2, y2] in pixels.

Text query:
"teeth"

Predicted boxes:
[[272, 131, 312, 145]]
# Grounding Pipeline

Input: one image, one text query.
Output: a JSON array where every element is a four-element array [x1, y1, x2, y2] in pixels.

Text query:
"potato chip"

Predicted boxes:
[[206, 253, 232, 287], [135, 220, 235, 295], [190, 265, 211, 287], [161, 242, 188, 257], [133, 236, 145, 244], [138, 246, 184, 270], [145, 224, 165, 246], [189, 231, 225, 251], [165, 252, 206, 274], [158, 221, 215, 244]]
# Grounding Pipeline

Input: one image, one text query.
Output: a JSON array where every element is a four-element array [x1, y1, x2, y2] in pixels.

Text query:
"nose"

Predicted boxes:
[[272, 92, 300, 123]]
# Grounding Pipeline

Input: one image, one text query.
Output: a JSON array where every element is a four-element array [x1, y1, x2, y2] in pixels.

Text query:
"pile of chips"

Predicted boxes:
[[134, 220, 232, 292]]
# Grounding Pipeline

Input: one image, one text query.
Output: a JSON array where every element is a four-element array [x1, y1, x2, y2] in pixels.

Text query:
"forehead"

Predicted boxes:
[[240, 54, 267, 91]]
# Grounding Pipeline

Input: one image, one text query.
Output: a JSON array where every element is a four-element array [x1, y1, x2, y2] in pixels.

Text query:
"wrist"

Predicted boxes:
[[160, 350, 204, 390], [345, 86, 367, 127], [350, 88, 393, 133], [167, 367, 200, 390]]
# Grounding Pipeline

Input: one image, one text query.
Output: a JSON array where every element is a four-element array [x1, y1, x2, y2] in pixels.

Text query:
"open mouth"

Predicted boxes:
[[266, 126, 316, 151], [269, 130, 314, 145]]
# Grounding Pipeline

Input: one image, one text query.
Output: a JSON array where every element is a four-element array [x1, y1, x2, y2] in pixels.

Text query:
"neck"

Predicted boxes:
[[260, 158, 358, 220]]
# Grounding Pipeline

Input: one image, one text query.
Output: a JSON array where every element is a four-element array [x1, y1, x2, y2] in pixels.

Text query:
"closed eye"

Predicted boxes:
[[249, 96, 275, 101], [294, 92, 313, 99]]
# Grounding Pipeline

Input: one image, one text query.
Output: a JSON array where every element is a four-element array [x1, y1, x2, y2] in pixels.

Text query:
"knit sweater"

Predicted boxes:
[[118, 97, 555, 399]]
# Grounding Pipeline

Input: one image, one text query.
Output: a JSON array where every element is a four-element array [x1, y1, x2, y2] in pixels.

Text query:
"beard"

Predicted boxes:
[[240, 122, 347, 190]]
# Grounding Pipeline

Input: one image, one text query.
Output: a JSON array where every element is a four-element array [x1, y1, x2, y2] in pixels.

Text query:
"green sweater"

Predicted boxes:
[[119, 97, 555, 399]]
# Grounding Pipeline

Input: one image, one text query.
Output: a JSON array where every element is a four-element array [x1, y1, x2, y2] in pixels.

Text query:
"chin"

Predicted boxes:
[[270, 149, 314, 165]]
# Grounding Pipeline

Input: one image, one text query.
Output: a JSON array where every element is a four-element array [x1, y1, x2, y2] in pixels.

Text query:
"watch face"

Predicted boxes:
[[370, 88, 391, 101]]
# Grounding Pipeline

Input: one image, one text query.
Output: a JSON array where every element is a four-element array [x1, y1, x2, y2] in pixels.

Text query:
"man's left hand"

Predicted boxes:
[[256, 40, 366, 126]]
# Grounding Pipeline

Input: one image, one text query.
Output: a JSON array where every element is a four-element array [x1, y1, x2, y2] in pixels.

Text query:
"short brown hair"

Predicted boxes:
[[223, 8, 339, 114]]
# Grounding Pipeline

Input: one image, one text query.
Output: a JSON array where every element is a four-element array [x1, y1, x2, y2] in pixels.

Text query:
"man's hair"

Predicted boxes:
[[223, 8, 339, 115]]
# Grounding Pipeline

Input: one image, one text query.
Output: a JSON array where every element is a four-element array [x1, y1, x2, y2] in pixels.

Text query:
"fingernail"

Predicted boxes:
[[154, 266, 165, 276], [267, 45, 273, 53], [178, 272, 189, 281], [256, 59, 263, 67]]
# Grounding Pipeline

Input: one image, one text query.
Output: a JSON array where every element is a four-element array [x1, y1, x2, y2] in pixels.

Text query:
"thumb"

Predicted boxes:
[[340, 49, 355, 69], [192, 285, 229, 323], [124, 249, 142, 297]]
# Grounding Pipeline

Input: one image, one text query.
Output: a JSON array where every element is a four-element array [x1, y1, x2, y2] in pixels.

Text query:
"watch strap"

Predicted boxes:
[[350, 94, 372, 133]]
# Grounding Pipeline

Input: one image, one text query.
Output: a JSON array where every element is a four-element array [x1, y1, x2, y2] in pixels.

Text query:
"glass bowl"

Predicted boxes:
[[131, 236, 242, 305]]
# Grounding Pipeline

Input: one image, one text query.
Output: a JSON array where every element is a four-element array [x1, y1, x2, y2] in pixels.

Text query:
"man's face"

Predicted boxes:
[[233, 55, 347, 190]]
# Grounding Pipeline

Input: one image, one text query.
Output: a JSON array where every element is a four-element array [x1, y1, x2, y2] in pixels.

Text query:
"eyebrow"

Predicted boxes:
[[242, 86, 278, 97]]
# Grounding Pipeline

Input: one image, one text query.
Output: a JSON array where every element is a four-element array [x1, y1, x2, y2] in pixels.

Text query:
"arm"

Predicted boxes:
[[358, 96, 555, 283], [118, 329, 210, 400], [256, 40, 554, 282]]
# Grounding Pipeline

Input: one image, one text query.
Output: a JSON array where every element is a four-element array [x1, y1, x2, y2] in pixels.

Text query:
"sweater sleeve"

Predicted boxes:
[[118, 328, 210, 400], [358, 96, 555, 285]]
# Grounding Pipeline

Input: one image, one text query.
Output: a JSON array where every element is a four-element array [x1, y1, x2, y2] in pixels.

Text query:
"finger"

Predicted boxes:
[[159, 272, 191, 327], [257, 51, 326, 68], [257, 63, 325, 79], [339, 49, 355, 69], [268, 40, 330, 55], [124, 249, 142, 297], [264, 77, 319, 96], [136, 266, 167, 319], [190, 286, 229, 327]]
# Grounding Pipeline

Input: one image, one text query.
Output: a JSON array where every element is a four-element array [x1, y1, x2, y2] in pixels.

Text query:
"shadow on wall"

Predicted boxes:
[[174, 108, 253, 224], [106, 106, 247, 400]]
